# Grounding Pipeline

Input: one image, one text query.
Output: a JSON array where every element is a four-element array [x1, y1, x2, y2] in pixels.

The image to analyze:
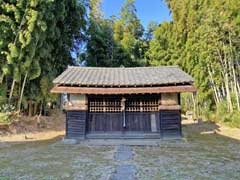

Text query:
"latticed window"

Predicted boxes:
[[89, 97, 121, 112], [89, 95, 160, 113], [125, 97, 159, 112]]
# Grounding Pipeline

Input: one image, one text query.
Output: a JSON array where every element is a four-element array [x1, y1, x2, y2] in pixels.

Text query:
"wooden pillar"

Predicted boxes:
[[65, 94, 88, 139], [159, 93, 182, 137], [178, 93, 181, 105]]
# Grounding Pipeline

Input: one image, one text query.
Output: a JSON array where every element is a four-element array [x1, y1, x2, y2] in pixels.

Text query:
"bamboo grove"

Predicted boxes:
[[0, 0, 239, 125], [147, 0, 240, 123], [0, 0, 86, 115]]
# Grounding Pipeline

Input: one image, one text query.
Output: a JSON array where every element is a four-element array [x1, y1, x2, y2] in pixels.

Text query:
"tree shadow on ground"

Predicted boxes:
[[182, 120, 240, 145]]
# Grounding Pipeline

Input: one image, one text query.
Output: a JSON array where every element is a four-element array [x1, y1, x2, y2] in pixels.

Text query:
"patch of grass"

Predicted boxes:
[[0, 177, 13, 180], [134, 122, 240, 180], [0, 139, 115, 179]]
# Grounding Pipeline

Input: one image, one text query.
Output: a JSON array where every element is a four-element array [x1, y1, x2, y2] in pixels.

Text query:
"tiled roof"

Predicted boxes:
[[53, 66, 194, 87]]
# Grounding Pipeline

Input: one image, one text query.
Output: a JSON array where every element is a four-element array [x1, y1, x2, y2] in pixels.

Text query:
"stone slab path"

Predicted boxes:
[[115, 145, 134, 161], [111, 145, 137, 180]]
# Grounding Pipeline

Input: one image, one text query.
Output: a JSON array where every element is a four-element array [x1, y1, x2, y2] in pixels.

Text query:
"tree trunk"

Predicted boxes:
[[225, 72, 233, 113], [8, 79, 16, 103], [17, 72, 28, 112], [33, 102, 38, 116], [232, 63, 240, 111], [192, 93, 198, 120], [229, 33, 240, 111], [0, 74, 4, 84], [8, 9, 28, 104], [208, 66, 220, 104], [221, 83, 226, 97], [222, 44, 233, 113], [28, 100, 33, 116]]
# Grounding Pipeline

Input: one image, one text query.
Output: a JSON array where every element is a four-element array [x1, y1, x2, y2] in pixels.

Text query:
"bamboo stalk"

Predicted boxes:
[[223, 45, 233, 113], [207, 65, 220, 104], [8, 79, 15, 103], [229, 32, 240, 111], [17, 72, 28, 112]]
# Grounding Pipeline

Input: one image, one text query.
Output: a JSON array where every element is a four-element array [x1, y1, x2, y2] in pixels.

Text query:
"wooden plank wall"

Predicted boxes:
[[160, 110, 182, 137], [87, 112, 160, 132], [67, 110, 182, 137], [87, 112, 122, 132], [66, 110, 87, 139], [125, 112, 159, 132], [65, 94, 182, 139]]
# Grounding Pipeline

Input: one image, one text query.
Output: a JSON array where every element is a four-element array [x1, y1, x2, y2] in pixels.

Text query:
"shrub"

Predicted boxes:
[[0, 104, 16, 124], [215, 101, 227, 120], [224, 112, 240, 128], [212, 100, 240, 128], [0, 112, 10, 123], [0, 104, 15, 113]]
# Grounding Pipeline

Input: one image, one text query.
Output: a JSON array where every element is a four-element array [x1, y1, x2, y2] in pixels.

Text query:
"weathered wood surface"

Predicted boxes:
[[125, 112, 159, 132], [65, 94, 183, 138], [87, 113, 122, 132], [158, 105, 181, 110], [87, 112, 160, 133], [161, 93, 179, 105], [51, 85, 197, 94], [67, 110, 182, 138], [160, 110, 181, 137], [66, 110, 86, 139]]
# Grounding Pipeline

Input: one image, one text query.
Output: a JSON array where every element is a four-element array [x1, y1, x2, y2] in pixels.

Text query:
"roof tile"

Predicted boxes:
[[53, 66, 194, 87]]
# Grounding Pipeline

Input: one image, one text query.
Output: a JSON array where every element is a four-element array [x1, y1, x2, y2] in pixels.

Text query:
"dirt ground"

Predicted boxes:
[[0, 109, 65, 142], [0, 118, 240, 179]]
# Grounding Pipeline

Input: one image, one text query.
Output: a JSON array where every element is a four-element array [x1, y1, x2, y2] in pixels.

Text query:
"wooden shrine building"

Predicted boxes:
[[51, 66, 197, 139]]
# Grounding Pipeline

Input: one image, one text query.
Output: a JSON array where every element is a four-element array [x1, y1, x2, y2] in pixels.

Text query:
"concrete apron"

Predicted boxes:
[[62, 137, 183, 146]]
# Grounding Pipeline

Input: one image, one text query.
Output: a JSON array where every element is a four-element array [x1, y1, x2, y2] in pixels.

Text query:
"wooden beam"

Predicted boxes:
[[159, 105, 181, 110], [51, 85, 197, 94]]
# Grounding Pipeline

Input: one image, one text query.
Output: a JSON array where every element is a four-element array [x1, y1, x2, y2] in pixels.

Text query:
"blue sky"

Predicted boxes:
[[102, 0, 172, 29]]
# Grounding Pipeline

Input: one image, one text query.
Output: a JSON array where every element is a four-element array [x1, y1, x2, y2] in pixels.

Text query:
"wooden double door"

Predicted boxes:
[[87, 112, 160, 133], [87, 110, 182, 137], [87, 95, 160, 133]]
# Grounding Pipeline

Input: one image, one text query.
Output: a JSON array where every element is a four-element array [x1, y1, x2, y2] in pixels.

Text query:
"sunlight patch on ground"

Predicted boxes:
[[0, 130, 65, 142]]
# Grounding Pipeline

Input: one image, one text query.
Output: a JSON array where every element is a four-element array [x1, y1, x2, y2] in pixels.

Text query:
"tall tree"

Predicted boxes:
[[86, 0, 131, 67], [113, 0, 145, 66], [0, 0, 86, 114], [86, 0, 115, 66], [148, 0, 240, 114]]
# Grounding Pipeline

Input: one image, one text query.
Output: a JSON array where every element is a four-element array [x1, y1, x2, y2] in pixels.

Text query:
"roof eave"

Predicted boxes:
[[50, 85, 197, 94]]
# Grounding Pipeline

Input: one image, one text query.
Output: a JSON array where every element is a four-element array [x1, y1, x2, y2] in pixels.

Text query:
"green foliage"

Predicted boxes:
[[1, 0, 239, 125], [0, 0, 87, 114], [181, 93, 193, 113], [215, 99, 240, 128], [228, 113, 240, 128], [0, 112, 10, 123], [0, 84, 7, 105], [0, 104, 15, 123], [0, 104, 15, 113], [147, 0, 240, 123], [85, 0, 146, 67]]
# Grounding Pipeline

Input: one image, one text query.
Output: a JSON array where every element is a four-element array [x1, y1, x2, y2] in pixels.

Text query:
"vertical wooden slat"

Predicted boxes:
[[160, 110, 181, 137], [66, 110, 87, 139]]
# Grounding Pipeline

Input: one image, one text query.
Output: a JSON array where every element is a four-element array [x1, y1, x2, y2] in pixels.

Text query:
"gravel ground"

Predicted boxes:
[[0, 121, 240, 180]]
